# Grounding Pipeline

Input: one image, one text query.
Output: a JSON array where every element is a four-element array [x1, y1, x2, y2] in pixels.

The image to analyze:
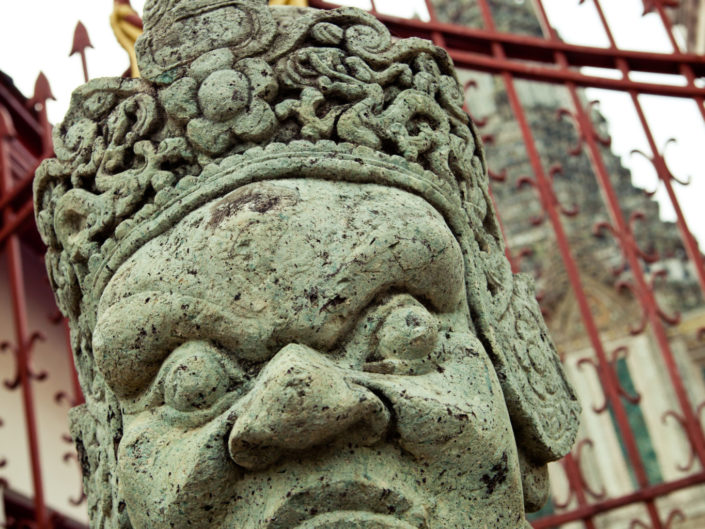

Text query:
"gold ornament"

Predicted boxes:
[[110, 0, 143, 78], [269, 0, 308, 6]]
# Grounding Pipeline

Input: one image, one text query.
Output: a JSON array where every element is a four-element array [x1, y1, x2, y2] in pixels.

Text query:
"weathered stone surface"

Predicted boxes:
[[34, 1, 580, 528]]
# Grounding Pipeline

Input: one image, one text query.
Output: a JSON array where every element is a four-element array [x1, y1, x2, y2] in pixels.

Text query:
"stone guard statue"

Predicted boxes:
[[34, 1, 580, 527]]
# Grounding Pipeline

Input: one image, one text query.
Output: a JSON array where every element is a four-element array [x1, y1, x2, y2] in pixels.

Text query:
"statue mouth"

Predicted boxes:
[[293, 511, 421, 529], [264, 480, 426, 529]]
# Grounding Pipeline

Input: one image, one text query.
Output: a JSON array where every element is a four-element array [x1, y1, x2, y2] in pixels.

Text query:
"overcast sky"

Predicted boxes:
[[1, 0, 703, 248]]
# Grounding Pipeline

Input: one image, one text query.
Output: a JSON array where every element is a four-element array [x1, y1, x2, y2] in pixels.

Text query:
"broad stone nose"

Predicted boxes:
[[228, 343, 390, 470]]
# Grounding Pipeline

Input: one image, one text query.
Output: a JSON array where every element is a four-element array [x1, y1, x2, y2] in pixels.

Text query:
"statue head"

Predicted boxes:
[[34, 2, 579, 528]]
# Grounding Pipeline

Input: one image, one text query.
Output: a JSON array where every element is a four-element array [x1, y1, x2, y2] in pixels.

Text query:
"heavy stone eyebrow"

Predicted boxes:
[[92, 291, 264, 398]]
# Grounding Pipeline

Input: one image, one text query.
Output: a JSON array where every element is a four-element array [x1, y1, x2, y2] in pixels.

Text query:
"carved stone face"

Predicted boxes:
[[93, 179, 528, 529]]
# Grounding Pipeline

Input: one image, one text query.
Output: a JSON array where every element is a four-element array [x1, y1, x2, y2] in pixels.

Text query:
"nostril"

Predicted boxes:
[[340, 388, 392, 447], [362, 386, 398, 442], [228, 424, 283, 470]]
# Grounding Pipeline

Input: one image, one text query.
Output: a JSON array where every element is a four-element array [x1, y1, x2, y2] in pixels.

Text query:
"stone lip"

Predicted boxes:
[[264, 479, 425, 529], [294, 511, 421, 529]]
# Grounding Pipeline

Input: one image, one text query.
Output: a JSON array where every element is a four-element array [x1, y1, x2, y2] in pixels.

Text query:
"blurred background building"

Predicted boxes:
[[673, 0, 705, 54], [2, 1, 705, 528]]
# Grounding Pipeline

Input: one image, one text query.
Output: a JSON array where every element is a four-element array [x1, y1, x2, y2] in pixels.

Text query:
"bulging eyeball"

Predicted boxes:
[[376, 302, 439, 360], [163, 341, 233, 412]]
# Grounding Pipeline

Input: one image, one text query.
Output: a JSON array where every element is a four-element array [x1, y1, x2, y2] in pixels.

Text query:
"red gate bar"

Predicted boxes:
[[586, 0, 705, 304], [533, 471, 705, 528], [472, 1, 666, 526], [0, 107, 48, 529]]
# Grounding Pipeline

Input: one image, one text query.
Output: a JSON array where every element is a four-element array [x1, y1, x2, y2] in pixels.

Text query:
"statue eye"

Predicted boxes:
[[375, 303, 439, 361], [163, 341, 238, 412], [353, 295, 442, 375]]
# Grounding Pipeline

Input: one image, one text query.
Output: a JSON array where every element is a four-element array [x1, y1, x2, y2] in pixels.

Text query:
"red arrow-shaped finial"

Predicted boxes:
[[70, 21, 93, 82], [27, 72, 55, 155], [70, 21, 93, 57], [29, 72, 56, 110]]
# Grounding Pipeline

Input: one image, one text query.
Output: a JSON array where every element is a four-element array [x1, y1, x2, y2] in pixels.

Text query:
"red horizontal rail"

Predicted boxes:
[[309, 0, 705, 98], [384, 12, 705, 75], [447, 49, 705, 97], [532, 472, 705, 528]]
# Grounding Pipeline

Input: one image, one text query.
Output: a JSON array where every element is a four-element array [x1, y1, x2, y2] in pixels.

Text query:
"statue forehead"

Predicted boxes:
[[98, 179, 465, 316]]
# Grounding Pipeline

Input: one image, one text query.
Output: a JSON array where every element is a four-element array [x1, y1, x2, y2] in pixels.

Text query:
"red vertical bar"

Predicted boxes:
[[589, 0, 705, 467], [588, 0, 705, 297], [481, 1, 673, 527], [539, 0, 705, 466], [423, 0, 446, 47], [652, 2, 682, 54], [562, 452, 593, 516], [472, 4, 600, 529], [651, 3, 705, 131], [501, 75, 647, 529], [0, 108, 49, 529], [574, 84, 705, 462], [64, 319, 83, 406], [568, 82, 672, 529], [536, 1, 705, 525], [645, 0, 705, 303], [423, 0, 438, 22]]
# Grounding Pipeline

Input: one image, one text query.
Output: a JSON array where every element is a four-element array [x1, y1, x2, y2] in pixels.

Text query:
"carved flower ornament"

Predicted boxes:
[[158, 55, 278, 155]]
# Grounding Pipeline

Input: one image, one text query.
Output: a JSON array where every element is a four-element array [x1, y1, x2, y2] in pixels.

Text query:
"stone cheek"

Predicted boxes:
[[95, 181, 528, 529]]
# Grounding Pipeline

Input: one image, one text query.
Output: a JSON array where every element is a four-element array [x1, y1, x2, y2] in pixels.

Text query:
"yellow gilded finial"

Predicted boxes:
[[269, 0, 308, 6], [110, 0, 143, 78]]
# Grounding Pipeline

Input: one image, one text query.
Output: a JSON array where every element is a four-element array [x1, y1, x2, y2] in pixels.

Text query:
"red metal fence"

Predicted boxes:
[[2, 1, 705, 528]]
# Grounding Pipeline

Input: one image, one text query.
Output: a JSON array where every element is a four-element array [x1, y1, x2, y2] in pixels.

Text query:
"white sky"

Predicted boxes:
[[1, 0, 703, 247]]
